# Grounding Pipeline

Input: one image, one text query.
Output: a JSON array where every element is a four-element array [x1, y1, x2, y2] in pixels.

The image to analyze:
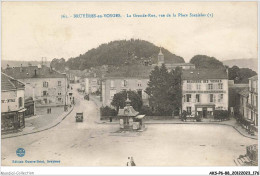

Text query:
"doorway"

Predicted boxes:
[[202, 107, 207, 118]]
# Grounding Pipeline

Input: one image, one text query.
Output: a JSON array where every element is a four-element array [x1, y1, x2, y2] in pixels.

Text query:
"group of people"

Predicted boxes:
[[126, 157, 136, 166]]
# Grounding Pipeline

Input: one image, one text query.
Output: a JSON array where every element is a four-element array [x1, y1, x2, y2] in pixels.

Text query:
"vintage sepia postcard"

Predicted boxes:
[[1, 1, 259, 175]]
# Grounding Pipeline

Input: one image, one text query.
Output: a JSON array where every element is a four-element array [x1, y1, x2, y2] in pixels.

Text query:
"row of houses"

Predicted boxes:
[[1, 64, 68, 133], [237, 75, 258, 126], [97, 49, 257, 129], [100, 50, 229, 117]]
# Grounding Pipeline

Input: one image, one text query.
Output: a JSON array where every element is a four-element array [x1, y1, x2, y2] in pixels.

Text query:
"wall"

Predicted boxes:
[[18, 77, 67, 107], [102, 78, 149, 107], [1, 89, 25, 112]]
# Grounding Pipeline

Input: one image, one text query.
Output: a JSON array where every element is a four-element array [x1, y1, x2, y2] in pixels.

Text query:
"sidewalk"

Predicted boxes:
[[89, 95, 102, 108], [96, 118, 258, 140], [2, 106, 74, 139]]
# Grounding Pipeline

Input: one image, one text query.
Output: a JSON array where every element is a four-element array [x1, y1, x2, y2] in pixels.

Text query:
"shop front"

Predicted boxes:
[[1, 109, 26, 133], [195, 104, 215, 118]]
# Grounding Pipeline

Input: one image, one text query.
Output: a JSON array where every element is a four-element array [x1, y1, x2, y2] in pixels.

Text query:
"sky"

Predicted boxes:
[[2, 2, 258, 63]]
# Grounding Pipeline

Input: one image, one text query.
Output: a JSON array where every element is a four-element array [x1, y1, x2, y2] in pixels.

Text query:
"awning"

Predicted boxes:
[[135, 115, 145, 119], [18, 108, 27, 113]]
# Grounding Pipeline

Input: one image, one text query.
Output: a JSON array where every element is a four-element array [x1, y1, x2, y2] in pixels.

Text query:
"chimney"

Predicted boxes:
[[34, 69, 37, 76]]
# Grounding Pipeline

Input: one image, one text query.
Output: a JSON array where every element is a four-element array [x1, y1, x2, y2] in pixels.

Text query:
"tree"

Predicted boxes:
[[145, 64, 182, 116], [228, 66, 257, 84], [190, 55, 225, 69], [111, 90, 143, 112], [50, 39, 185, 70], [50, 58, 66, 72]]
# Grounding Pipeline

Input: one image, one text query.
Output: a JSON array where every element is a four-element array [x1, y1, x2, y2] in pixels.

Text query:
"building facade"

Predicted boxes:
[[1, 73, 26, 132], [182, 69, 229, 117], [238, 88, 249, 120], [101, 65, 152, 107], [85, 73, 101, 94], [4, 65, 68, 107], [247, 75, 258, 126]]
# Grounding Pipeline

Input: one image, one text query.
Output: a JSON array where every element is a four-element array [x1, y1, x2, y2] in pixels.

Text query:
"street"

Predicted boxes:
[[1, 84, 257, 166]]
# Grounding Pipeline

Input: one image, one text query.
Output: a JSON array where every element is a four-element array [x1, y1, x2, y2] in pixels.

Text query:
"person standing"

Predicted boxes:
[[130, 157, 136, 166], [126, 157, 131, 166]]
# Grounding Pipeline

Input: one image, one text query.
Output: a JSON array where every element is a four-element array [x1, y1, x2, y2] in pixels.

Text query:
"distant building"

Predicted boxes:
[[238, 87, 249, 121], [248, 75, 258, 126], [228, 81, 248, 116], [154, 48, 195, 70], [3, 65, 67, 107], [1, 73, 26, 132], [66, 70, 88, 84], [101, 65, 152, 107], [85, 73, 101, 94], [182, 69, 229, 117]]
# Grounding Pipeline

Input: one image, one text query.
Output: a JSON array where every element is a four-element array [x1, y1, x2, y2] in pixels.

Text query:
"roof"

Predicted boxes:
[[182, 69, 228, 80], [118, 106, 139, 117], [249, 75, 258, 80], [1, 72, 25, 91], [3, 65, 66, 79], [104, 65, 153, 79], [238, 88, 249, 97]]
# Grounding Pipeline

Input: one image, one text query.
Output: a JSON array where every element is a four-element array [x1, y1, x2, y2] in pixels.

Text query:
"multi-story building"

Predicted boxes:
[[238, 88, 249, 120], [4, 65, 67, 107], [1, 73, 26, 132], [247, 75, 258, 126], [101, 65, 152, 107], [85, 73, 101, 94], [182, 69, 229, 117]]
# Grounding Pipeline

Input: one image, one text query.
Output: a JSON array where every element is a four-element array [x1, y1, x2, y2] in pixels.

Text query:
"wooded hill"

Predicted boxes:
[[50, 39, 185, 71]]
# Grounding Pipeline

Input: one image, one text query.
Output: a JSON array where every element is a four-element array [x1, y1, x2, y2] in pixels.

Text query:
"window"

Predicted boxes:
[[43, 91, 47, 96], [218, 83, 223, 89], [58, 81, 61, 86], [187, 84, 192, 90], [43, 81, 48, 88], [137, 80, 142, 87], [183, 95, 186, 102], [196, 94, 200, 102], [110, 80, 115, 88], [186, 94, 191, 102], [209, 94, 214, 103], [110, 90, 117, 99], [218, 94, 223, 103], [58, 98, 62, 102], [186, 107, 191, 115], [58, 92, 62, 96], [208, 84, 213, 90], [196, 84, 201, 90], [18, 97, 23, 108]]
